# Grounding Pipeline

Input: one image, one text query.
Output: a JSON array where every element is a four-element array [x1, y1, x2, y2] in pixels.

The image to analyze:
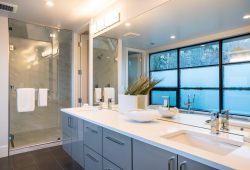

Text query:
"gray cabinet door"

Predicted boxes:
[[133, 139, 177, 170], [62, 112, 72, 156], [84, 145, 102, 170], [103, 128, 132, 170], [103, 158, 122, 170], [71, 118, 84, 168], [84, 121, 102, 155], [178, 156, 217, 170]]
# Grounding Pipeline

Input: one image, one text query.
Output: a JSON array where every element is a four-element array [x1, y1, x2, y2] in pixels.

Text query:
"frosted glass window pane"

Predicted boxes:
[[151, 70, 177, 87], [223, 35, 250, 64], [180, 42, 219, 68], [223, 63, 250, 87], [224, 90, 250, 116], [150, 50, 177, 71], [151, 91, 176, 106], [180, 90, 219, 111], [180, 66, 219, 88]]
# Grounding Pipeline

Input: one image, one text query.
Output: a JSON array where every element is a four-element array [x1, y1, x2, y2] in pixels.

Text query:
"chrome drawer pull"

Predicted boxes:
[[86, 126, 98, 134], [86, 153, 98, 163], [168, 156, 175, 170], [106, 136, 125, 145], [179, 161, 187, 170]]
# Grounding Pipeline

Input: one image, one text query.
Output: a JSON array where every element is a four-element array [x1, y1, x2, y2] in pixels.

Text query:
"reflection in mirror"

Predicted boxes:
[[128, 51, 143, 86], [93, 36, 118, 104], [99, 0, 250, 135]]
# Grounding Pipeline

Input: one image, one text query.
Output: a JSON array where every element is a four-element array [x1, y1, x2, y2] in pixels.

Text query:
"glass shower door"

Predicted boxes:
[[9, 19, 72, 149]]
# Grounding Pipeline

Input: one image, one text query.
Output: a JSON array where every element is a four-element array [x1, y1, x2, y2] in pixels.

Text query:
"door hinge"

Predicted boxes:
[[78, 42, 82, 47], [78, 98, 82, 104], [78, 69, 82, 75]]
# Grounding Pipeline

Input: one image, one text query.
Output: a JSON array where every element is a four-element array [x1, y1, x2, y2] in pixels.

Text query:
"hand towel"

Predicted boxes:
[[95, 88, 102, 103], [104, 87, 115, 104], [38, 88, 48, 107], [16, 88, 35, 112]]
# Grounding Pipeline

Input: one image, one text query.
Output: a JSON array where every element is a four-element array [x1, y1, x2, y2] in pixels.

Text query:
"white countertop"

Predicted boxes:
[[61, 107, 250, 170]]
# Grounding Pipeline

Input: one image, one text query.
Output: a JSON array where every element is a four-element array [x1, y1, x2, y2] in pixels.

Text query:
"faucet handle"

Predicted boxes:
[[210, 111, 219, 119]]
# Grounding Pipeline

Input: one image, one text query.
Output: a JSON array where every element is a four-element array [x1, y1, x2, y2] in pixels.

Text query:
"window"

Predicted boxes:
[[149, 34, 250, 116], [150, 50, 177, 71], [150, 50, 178, 106], [222, 35, 250, 116], [180, 42, 219, 68], [179, 42, 219, 111]]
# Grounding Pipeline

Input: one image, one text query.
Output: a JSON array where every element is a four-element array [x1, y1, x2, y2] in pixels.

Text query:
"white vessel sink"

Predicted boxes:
[[162, 130, 243, 155]]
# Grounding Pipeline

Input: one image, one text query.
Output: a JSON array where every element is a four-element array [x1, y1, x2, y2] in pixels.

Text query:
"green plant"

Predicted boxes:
[[124, 76, 161, 95]]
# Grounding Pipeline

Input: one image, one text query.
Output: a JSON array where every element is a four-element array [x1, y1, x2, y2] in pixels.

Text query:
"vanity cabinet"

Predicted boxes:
[[133, 139, 177, 170], [178, 156, 216, 170], [103, 158, 122, 170], [62, 113, 84, 167]]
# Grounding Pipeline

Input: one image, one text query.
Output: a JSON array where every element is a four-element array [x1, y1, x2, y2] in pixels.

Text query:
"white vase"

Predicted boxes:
[[118, 94, 149, 113], [118, 94, 138, 113]]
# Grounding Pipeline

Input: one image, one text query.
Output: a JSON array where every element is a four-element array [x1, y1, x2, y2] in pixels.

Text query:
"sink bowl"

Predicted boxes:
[[162, 130, 243, 155], [158, 107, 179, 118]]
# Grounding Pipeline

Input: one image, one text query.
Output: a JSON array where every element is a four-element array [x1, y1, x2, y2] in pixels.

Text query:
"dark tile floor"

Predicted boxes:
[[0, 145, 84, 170]]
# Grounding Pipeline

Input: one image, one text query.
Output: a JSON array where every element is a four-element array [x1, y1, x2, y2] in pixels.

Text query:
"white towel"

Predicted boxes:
[[104, 87, 115, 104], [16, 88, 35, 112], [95, 88, 102, 103], [38, 88, 48, 107]]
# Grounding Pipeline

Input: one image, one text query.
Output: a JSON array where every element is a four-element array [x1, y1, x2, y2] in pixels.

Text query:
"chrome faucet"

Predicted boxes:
[[162, 96, 170, 110], [185, 94, 195, 114], [210, 112, 220, 134], [221, 110, 230, 131]]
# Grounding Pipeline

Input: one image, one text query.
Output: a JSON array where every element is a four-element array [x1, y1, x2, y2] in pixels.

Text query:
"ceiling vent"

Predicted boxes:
[[123, 32, 140, 38], [0, 1, 18, 13]]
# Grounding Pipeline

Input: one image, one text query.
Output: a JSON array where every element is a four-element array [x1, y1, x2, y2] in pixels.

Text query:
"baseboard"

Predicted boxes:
[[9, 141, 62, 155], [0, 145, 8, 158]]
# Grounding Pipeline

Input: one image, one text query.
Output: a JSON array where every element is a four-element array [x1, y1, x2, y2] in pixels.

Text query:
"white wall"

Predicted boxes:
[[0, 16, 9, 158]]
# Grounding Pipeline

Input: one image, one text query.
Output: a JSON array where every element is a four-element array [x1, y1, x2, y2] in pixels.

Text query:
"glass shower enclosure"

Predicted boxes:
[[9, 19, 72, 150]]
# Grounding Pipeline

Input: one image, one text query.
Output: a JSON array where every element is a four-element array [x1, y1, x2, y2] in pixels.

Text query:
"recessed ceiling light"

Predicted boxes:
[[46, 1, 54, 7], [170, 35, 176, 39], [125, 22, 131, 27], [243, 14, 250, 19]]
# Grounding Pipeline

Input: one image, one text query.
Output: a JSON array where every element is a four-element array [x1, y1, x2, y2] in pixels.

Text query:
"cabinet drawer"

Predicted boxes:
[[103, 158, 122, 170], [178, 155, 216, 170], [103, 128, 132, 170], [84, 146, 102, 170], [133, 139, 177, 170], [84, 121, 102, 154]]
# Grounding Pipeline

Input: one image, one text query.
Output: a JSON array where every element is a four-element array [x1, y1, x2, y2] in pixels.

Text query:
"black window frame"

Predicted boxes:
[[149, 33, 250, 116]]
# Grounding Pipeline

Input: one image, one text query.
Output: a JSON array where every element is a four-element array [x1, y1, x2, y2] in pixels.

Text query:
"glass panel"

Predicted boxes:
[[223, 35, 250, 64], [224, 90, 250, 116], [151, 90, 176, 106], [150, 50, 177, 71], [180, 89, 219, 111], [223, 63, 250, 87], [180, 42, 219, 68], [151, 70, 177, 87], [9, 19, 72, 149], [128, 52, 143, 86], [180, 66, 219, 88], [93, 37, 118, 104]]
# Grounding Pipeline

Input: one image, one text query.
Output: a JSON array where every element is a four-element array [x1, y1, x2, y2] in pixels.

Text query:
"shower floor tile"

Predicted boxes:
[[11, 127, 61, 149]]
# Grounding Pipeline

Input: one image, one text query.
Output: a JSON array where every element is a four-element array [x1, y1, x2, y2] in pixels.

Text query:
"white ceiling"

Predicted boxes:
[[102, 0, 250, 49], [0, 0, 117, 30]]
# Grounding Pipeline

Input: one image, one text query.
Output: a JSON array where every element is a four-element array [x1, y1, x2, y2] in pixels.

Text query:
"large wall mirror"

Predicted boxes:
[[97, 0, 250, 134]]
